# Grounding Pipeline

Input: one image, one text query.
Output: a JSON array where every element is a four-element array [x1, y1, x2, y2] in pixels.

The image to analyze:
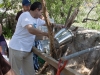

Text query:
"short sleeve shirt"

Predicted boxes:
[[9, 12, 45, 52]]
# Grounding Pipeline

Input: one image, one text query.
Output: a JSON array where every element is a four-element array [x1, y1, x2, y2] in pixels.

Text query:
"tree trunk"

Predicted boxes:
[[99, 0, 100, 4], [40, 0, 58, 74]]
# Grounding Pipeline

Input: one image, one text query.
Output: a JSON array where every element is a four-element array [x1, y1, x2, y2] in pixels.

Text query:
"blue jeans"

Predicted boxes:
[[33, 41, 40, 70], [33, 53, 39, 70]]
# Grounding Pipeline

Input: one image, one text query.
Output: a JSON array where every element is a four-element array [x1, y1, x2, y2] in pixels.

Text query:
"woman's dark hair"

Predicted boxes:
[[30, 2, 42, 11]]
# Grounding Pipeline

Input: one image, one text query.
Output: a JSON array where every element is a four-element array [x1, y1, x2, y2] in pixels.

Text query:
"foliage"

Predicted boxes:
[[0, 0, 100, 38], [43, 0, 83, 24], [75, 0, 100, 30], [3, 26, 13, 39], [0, 0, 22, 38]]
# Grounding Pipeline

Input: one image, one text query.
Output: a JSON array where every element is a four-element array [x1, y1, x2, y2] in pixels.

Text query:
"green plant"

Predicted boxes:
[[2, 25, 13, 39]]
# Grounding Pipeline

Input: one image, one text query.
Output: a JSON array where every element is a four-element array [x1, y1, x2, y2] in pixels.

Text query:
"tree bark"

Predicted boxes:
[[40, 0, 57, 74]]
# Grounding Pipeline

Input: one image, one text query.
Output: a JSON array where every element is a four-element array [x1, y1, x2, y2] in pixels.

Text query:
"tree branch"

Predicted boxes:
[[87, 6, 95, 19], [82, 6, 96, 23], [82, 18, 100, 22], [65, 7, 79, 29], [65, 5, 73, 26], [0, 0, 15, 26]]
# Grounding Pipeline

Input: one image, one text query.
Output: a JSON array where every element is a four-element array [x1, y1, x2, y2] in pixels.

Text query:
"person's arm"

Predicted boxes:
[[0, 24, 2, 35], [20, 14, 48, 37], [25, 24, 48, 37], [0, 53, 16, 75], [5, 69, 16, 75], [4, 59, 16, 75]]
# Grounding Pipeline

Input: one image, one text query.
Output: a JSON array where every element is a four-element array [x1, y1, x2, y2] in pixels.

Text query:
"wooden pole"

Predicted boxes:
[[32, 47, 83, 75], [40, 0, 58, 74], [41, 0, 56, 58]]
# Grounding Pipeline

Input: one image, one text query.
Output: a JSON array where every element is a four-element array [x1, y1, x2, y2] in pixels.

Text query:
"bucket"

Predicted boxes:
[[54, 28, 74, 45], [40, 40, 50, 54]]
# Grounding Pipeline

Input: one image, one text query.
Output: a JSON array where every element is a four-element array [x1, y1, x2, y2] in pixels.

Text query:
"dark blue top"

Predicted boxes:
[[0, 34, 5, 42]]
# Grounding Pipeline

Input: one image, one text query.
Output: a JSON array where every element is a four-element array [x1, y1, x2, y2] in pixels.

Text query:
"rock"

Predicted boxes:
[[60, 27, 100, 75]]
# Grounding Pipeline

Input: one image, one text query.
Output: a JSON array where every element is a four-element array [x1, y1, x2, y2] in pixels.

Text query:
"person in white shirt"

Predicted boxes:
[[9, 2, 48, 75]]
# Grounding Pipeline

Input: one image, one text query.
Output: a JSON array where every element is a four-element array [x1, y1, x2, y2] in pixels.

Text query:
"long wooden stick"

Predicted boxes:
[[65, 5, 73, 26], [32, 47, 83, 75], [41, 0, 56, 57], [40, 0, 58, 74], [65, 8, 79, 29]]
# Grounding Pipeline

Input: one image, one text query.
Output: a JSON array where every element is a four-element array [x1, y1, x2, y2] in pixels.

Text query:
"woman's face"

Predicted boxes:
[[23, 5, 30, 11]]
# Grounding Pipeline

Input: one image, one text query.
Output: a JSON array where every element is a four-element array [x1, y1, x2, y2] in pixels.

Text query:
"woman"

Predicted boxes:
[[0, 24, 9, 57], [0, 24, 15, 75]]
